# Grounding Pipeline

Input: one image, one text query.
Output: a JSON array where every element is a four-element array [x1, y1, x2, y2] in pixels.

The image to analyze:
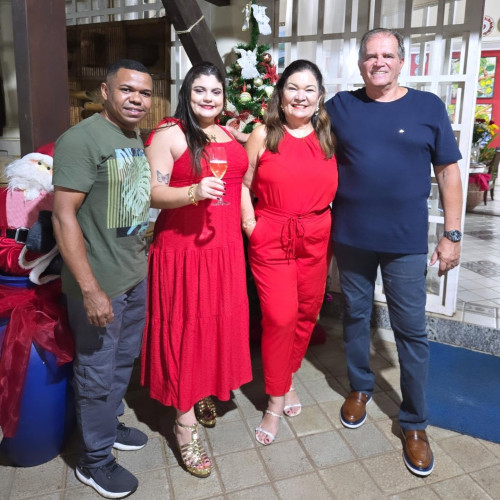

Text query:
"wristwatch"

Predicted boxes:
[[443, 229, 462, 242]]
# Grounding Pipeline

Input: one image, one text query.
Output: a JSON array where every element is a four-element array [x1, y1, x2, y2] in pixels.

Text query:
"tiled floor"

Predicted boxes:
[[1, 319, 500, 499], [459, 193, 500, 329], [1, 182, 500, 499]]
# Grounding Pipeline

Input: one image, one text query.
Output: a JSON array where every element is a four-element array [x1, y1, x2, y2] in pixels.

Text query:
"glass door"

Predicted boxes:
[[270, 0, 484, 315]]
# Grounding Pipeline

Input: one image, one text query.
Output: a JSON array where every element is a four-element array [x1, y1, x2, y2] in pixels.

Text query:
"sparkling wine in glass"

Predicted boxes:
[[209, 146, 229, 205]]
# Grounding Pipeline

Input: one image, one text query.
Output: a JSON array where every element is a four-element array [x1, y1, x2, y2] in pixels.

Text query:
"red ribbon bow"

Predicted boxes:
[[0, 280, 74, 437]]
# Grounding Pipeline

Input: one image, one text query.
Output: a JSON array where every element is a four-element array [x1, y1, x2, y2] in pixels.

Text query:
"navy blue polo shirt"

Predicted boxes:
[[326, 87, 462, 254]]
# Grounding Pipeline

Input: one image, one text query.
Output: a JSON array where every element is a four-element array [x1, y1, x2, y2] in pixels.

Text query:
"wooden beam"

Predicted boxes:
[[162, 0, 226, 77], [11, 0, 70, 155], [204, 0, 230, 5]]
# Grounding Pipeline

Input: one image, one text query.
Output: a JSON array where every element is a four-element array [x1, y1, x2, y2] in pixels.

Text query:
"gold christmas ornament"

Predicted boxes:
[[239, 91, 252, 103], [253, 77, 264, 87]]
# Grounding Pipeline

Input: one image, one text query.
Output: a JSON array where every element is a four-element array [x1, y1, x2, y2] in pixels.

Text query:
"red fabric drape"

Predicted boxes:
[[469, 173, 492, 191], [0, 280, 74, 437], [0, 239, 30, 276]]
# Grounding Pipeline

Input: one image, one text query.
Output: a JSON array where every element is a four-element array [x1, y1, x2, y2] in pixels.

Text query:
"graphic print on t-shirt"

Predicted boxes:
[[107, 147, 150, 237]]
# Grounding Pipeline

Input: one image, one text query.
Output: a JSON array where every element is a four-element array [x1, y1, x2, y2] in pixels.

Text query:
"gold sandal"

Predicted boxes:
[[174, 420, 211, 478], [194, 396, 217, 427]]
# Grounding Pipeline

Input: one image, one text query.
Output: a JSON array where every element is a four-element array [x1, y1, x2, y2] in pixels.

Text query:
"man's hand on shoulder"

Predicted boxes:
[[223, 126, 250, 144], [429, 237, 461, 277]]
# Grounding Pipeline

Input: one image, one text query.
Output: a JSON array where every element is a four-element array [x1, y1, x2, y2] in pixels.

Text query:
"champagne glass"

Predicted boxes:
[[209, 146, 229, 206]]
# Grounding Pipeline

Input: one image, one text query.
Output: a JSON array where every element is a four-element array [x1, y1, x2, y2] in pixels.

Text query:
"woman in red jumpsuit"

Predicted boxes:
[[242, 60, 338, 445]]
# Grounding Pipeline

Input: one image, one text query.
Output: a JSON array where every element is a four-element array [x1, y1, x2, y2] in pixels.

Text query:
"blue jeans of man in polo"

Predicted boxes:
[[334, 242, 429, 431], [66, 278, 146, 468]]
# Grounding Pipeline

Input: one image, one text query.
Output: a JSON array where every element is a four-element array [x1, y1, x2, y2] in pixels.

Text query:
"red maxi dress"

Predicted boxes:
[[141, 123, 252, 411], [248, 130, 338, 396]]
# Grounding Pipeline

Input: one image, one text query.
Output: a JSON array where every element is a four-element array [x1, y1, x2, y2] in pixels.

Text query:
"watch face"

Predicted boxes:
[[444, 230, 462, 242]]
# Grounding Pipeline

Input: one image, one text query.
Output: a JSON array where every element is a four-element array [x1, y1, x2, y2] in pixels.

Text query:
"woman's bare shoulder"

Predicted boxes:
[[248, 124, 268, 145], [151, 121, 184, 142]]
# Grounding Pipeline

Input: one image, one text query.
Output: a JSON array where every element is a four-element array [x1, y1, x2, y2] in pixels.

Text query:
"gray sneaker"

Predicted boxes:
[[75, 460, 138, 498], [113, 422, 148, 451]]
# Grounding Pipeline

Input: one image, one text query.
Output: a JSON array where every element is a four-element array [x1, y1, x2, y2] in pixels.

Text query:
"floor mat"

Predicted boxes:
[[428, 341, 500, 444]]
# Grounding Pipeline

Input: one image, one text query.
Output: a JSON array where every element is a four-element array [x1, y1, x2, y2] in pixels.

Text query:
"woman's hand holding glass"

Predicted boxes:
[[194, 176, 225, 203], [209, 146, 229, 206]]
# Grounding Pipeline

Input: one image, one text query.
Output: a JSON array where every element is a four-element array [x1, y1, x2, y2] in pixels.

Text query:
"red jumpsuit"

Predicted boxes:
[[248, 130, 338, 396]]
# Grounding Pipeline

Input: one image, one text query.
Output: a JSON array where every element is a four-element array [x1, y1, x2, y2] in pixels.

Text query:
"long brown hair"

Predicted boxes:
[[174, 62, 226, 175], [264, 59, 334, 159]]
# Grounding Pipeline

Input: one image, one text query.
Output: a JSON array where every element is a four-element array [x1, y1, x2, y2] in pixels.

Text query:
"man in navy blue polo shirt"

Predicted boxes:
[[326, 28, 463, 477]]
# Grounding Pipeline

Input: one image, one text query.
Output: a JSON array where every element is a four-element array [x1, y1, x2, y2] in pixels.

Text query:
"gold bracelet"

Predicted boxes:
[[242, 217, 256, 229], [188, 184, 198, 206]]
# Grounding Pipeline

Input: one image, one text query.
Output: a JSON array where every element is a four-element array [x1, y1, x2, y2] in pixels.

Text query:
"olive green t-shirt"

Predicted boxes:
[[53, 114, 150, 299]]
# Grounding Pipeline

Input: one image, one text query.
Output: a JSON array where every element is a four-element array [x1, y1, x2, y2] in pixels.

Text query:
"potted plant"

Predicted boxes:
[[468, 114, 498, 210], [472, 114, 498, 165]]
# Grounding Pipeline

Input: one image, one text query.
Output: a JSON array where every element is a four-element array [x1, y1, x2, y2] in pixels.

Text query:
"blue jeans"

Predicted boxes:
[[334, 242, 429, 431], [66, 278, 146, 468]]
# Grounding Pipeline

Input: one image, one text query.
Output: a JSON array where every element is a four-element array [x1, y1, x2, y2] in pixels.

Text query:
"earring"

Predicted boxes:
[[314, 105, 320, 115]]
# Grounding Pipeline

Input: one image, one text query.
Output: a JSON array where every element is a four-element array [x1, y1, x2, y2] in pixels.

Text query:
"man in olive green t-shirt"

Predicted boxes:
[[52, 59, 152, 499]]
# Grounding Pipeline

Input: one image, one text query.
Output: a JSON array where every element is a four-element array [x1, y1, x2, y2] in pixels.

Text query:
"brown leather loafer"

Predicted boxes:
[[401, 429, 434, 476], [340, 391, 372, 428]]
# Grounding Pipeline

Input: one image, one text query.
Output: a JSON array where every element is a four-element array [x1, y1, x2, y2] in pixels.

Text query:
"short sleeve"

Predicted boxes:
[[431, 96, 462, 166], [52, 127, 99, 193]]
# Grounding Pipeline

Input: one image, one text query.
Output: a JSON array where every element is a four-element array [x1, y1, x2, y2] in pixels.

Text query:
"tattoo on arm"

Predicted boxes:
[[156, 171, 170, 185]]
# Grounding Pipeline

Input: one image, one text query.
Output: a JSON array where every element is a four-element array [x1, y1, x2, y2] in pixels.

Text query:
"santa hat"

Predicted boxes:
[[35, 142, 55, 157]]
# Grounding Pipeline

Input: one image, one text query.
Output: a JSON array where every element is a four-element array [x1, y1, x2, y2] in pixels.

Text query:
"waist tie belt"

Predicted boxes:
[[256, 205, 330, 259]]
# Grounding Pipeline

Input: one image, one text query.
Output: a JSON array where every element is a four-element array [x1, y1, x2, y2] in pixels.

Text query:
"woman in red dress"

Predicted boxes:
[[141, 62, 252, 477], [242, 60, 338, 445]]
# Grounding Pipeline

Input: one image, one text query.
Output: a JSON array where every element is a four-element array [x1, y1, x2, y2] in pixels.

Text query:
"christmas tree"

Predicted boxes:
[[220, 1, 278, 134]]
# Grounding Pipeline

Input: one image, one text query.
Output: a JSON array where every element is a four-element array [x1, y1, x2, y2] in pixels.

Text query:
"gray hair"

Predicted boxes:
[[358, 28, 405, 61]]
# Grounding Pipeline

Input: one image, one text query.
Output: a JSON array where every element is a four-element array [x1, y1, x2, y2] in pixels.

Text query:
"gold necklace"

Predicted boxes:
[[206, 125, 217, 142]]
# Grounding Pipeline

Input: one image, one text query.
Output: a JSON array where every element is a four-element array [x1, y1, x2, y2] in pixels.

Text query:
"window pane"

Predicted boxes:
[[426, 222, 443, 296], [411, 1, 438, 28], [297, 41, 317, 62], [278, 0, 292, 37], [428, 183, 442, 218], [324, 0, 346, 34], [409, 34, 433, 77], [440, 82, 463, 125], [297, 0, 318, 36], [444, 0, 466, 25], [322, 40, 344, 81], [381, 0, 404, 29]]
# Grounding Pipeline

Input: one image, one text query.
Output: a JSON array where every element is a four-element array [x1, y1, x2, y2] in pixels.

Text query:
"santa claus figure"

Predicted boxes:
[[0, 143, 61, 284]]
